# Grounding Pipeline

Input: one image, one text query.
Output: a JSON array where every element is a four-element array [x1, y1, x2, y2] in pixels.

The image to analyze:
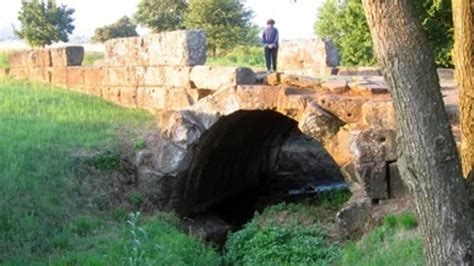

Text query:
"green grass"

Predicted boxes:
[[0, 78, 219, 264], [340, 212, 424, 266], [207, 46, 265, 68], [82, 52, 104, 66]]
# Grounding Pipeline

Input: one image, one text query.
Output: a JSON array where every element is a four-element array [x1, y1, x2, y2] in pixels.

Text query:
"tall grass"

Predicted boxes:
[[0, 78, 219, 264], [207, 46, 265, 69]]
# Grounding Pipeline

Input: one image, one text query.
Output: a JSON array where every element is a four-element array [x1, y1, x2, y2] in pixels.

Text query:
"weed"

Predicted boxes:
[[133, 137, 146, 150], [129, 191, 144, 209], [92, 151, 120, 171]]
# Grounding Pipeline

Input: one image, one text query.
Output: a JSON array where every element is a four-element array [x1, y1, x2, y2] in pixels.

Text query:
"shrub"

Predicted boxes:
[[92, 16, 138, 43], [225, 202, 340, 265]]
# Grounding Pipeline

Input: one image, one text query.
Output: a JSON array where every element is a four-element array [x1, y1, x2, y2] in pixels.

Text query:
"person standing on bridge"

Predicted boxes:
[[262, 19, 279, 73]]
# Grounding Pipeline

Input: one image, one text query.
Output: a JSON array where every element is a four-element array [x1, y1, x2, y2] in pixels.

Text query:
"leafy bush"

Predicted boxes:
[[92, 151, 120, 171], [92, 16, 138, 43], [340, 212, 424, 266], [133, 138, 146, 150], [225, 202, 341, 265], [315, 0, 453, 67]]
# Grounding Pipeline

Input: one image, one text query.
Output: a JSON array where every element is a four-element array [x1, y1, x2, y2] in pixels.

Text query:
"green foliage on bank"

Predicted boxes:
[[0, 78, 220, 264], [315, 0, 453, 67], [340, 212, 424, 266], [134, 0, 188, 33]]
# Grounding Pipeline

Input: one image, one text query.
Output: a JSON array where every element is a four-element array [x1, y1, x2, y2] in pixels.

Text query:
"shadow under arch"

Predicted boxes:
[[175, 110, 345, 216]]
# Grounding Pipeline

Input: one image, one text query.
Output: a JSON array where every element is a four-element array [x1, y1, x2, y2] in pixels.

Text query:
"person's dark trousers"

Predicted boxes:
[[264, 47, 278, 71]]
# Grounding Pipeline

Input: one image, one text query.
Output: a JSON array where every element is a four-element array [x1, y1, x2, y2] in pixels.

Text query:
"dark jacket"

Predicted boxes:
[[262, 27, 279, 47]]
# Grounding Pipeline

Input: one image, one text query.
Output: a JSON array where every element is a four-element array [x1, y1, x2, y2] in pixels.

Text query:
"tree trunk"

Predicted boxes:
[[361, 1, 473, 265], [452, 0, 474, 181]]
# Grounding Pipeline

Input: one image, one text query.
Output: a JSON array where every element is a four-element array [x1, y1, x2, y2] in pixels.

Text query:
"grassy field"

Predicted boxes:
[[0, 78, 220, 264], [206, 46, 265, 69]]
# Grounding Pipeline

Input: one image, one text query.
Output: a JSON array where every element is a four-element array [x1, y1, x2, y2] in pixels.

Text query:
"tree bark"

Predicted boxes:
[[362, 1, 473, 265], [452, 0, 474, 181]]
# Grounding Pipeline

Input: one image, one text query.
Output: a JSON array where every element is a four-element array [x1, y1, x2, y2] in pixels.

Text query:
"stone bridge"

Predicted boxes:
[[1, 30, 459, 216]]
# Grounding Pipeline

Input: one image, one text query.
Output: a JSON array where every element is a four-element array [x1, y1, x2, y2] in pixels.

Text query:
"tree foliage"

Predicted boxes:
[[134, 0, 188, 33], [15, 0, 75, 47], [315, 0, 453, 67], [183, 0, 258, 55], [92, 16, 138, 43]]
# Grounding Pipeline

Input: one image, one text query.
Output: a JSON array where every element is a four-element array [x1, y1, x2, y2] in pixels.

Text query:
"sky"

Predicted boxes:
[[0, 0, 324, 41]]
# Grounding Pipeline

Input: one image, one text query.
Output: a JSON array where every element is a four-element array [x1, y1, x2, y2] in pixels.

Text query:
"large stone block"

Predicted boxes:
[[388, 162, 408, 198], [236, 85, 281, 110], [317, 94, 367, 123], [190, 66, 256, 90], [336, 199, 371, 238], [354, 162, 388, 199], [26, 50, 51, 67], [50, 46, 84, 66], [9, 68, 29, 79], [337, 67, 382, 76], [299, 102, 344, 144], [137, 66, 192, 88], [30, 68, 49, 83], [325, 125, 352, 166], [321, 79, 349, 94], [136, 87, 167, 111], [105, 67, 132, 87], [66, 67, 85, 86], [361, 100, 397, 129], [49, 67, 67, 85], [279, 38, 340, 71], [104, 30, 206, 66], [8, 52, 28, 68], [101, 87, 121, 105], [83, 66, 105, 86], [118, 86, 138, 108], [349, 129, 397, 163]]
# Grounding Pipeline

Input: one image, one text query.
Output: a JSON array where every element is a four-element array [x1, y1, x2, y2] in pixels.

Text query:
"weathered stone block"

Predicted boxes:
[[49, 67, 67, 85], [164, 87, 195, 110], [279, 38, 340, 70], [321, 79, 349, 94], [236, 85, 280, 110], [9, 68, 29, 79], [388, 162, 408, 198], [66, 67, 85, 86], [280, 74, 321, 90], [349, 81, 389, 96], [337, 67, 382, 76], [82, 85, 103, 97], [354, 162, 388, 199], [136, 87, 167, 111], [138, 66, 192, 88], [299, 102, 344, 144], [104, 30, 206, 66], [30, 68, 49, 83], [118, 86, 138, 108], [349, 129, 397, 163], [83, 66, 105, 86], [50, 46, 84, 66], [325, 126, 352, 166], [102, 87, 121, 105], [437, 68, 454, 80], [8, 52, 28, 68], [26, 50, 51, 67], [362, 100, 397, 129], [336, 199, 371, 238], [190, 66, 256, 90], [317, 94, 367, 123], [105, 67, 132, 86]]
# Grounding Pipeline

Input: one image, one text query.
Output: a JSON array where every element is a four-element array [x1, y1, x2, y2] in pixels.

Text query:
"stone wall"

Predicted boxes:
[[3, 30, 256, 113]]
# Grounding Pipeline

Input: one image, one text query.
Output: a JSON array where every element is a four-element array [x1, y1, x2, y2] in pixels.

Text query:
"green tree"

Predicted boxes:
[[315, 0, 453, 67], [92, 16, 138, 43], [183, 0, 258, 56], [15, 0, 75, 47], [134, 0, 188, 33]]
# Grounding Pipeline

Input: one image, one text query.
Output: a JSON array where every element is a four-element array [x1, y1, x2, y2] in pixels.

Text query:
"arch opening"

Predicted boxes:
[[177, 110, 347, 229]]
